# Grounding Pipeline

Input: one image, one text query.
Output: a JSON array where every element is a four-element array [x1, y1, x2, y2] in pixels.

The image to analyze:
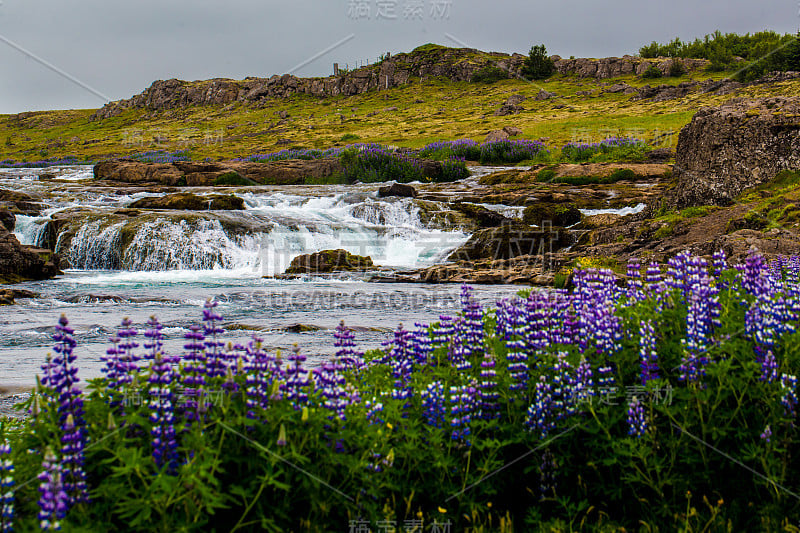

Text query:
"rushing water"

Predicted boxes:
[[1, 166, 524, 389]]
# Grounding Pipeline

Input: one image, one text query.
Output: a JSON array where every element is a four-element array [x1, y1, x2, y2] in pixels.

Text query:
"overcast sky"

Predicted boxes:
[[0, 0, 796, 113]]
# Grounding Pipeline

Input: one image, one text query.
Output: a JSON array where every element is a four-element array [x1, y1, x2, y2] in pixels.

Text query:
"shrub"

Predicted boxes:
[[521, 44, 556, 80], [536, 168, 557, 182], [642, 64, 663, 79], [418, 139, 482, 161], [340, 134, 361, 142], [479, 140, 548, 164], [668, 60, 687, 77], [470, 65, 509, 83]]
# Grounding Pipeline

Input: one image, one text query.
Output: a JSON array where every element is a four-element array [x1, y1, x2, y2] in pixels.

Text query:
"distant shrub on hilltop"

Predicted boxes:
[[638, 30, 800, 80]]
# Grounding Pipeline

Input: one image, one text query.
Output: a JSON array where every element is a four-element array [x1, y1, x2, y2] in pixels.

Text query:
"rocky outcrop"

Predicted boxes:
[[0, 209, 14, 232], [94, 158, 346, 186], [447, 222, 573, 261], [451, 203, 512, 228], [523, 203, 582, 227], [633, 72, 800, 103], [0, 288, 38, 305], [284, 249, 374, 274], [0, 188, 44, 216], [670, 97, 800, 208], [553, 56, 708, 79], [378, 183, 417, 198], [0, 226, 61, 284], [128, 193, 244, 210]]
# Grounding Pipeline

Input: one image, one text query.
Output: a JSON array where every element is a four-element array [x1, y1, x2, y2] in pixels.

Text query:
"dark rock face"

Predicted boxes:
[[670, 97, 800, 208], [94, 158, 346, 186], [523, 203, 582, 227], [451, 203, 511, 228], [0, 226, 61, 283], [284, 249, 374, 274], [0, 209, 14, 232], [0, 188, 44, 216], [447, 222, 573, 261], [553, 56, 708, 79], [378, 183, 417, 198], [128, 193, 244, 210]]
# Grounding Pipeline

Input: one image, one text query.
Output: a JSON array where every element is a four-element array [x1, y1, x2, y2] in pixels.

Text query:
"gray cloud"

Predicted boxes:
[[0, 0, 796, 113]]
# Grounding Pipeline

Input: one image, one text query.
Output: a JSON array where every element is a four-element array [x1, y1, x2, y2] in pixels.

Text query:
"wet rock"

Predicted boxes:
[[0, 209, 14, 232], [0, 226, 61, 284], [451, 202, 512, 228], [447, 222, 573, 261], [670, 97, 800, 208], [378, 183, 417, 198], [284, 249, 374, 274], [523, 203, 582, 227], [283, 323, 323, 333], [128, 193, 245, 211], [0, 188, 44, 216]]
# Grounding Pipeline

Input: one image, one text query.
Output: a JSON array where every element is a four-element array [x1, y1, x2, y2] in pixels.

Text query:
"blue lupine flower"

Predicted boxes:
[[573, 356, 595, 410], [333, 321, 364, 371], [626, 256, 645, 302], [477, 352, 500, 420], [101, 317, 140, 394], [639, 320, 659, 385], [449, 384, 476, 446], [314, 359, 348, 421], [384, 324, 414, 415], [149, 349, 178, 474], [182, 324, 207, 423], [421, 381, 446, 428], [202, 300, 228, 379], [760, 425, 772, 443], [244, 335, 283, 420], [539, 449, 557, 501], [37, 449, 68, 531], [526, 375, 554, 439], [1, 440, 13, 533], [410, 323, 433, 366], [283, 344, 310, 408], [501, 298, 529, 392], [781, 374, 798, 419], [49, 316, 88, 507], [627, 396, 648, 438]]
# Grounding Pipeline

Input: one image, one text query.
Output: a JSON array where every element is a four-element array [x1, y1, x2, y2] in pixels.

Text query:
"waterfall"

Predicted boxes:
[[12, 215, 50, 247], [67, 220, 125, 270]]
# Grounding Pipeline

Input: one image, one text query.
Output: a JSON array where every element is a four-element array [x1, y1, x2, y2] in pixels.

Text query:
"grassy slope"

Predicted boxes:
[[2, 66, 800, 163]]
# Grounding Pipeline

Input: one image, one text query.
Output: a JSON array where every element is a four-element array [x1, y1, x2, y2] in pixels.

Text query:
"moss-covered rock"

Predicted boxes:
[[523, 203, 582, 227], [447, 222, 573, 261], [284, 249, 374, 274], [129, 193, 244, 211]]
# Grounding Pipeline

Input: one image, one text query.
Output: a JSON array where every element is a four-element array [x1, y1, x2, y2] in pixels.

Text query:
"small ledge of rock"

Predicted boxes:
[[283, 249, 374, 275], [129, 193, 244, 210], [0, 288, 39, 305]]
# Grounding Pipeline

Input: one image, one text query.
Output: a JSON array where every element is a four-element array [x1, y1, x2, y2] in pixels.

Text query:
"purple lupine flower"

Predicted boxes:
[[182, 324, 207, 423], [627, 396, 648, 438], [572, 356, 595, 409], [551, 352, 575, 419], [760, 349, 779, 383], [597, 364, 616, 394], [573, 269, 622, 356], [244, 335, 283, 420], [538, 449, 557, 501], [364, 399, 385, 426], [101, 317, 140, 393], [743, 248, 767, 297], [458, 285, 485, 360], [421, 381, 446, 428], [49, 316, 88, 507], [432, 315, 456, 348], [526, 375, 554, 439], [449, 383, 476, 446], [149, 351, 178, 474], [1, 440, 12, 533], [282, 344, 310, 409], [760, 425, 772, 443], [37, 449, 68, 531], [626, 256, 645, 302], [202, 300, 228, 379], [679, 255, 720, 385], [384, 324, 414, 415], [781, 374, 798, 419], [477, 352, 500, 420], [712, 250, 728, 278], [333, 321, 364, 371], [314, 359, 348, 421], [502, 299, 529, 393], [646, 261, 668, 312], [410, 323, 433, 366], [639, 320, 659, 385], [143, 316, 165, 361]]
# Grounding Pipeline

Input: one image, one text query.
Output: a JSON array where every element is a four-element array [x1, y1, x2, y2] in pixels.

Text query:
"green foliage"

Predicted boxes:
[[521, 44, 556, 81], [668, 60, 687, 77], [339, 133, 361, 142], [213, 171, 258, 186], [470, 65, 509, 83], [536, 168, 557, 182], [641, 64, 663, 79]]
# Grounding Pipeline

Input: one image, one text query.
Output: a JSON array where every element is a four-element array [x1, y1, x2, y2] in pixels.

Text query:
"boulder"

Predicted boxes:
[[0, 288, 38, 305], [0, 188, 44, 216], [0, 226, 61, 284], [284, 249, 374, 274], [670, 97, 800, 208], [378, 183, 417, 198], [523, 203, 583, 227], [128, 193, 245, 210], [447, 222, 573, 261], [535, 90, 557, 101], [494, 104, 524, 116], [604, 82, 632, 93], [485, 130, 510, 143], [502, 126, 523, 136], [0, 209, 14, 232]]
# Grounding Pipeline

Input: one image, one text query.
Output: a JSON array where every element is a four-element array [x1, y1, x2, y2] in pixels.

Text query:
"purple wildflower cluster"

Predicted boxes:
[[0, 156, 84, 168], [561, 137, 646, 163], [1, 441, 12, 533], [127, 150, 191, 164], [37, 449, 67, 531]]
